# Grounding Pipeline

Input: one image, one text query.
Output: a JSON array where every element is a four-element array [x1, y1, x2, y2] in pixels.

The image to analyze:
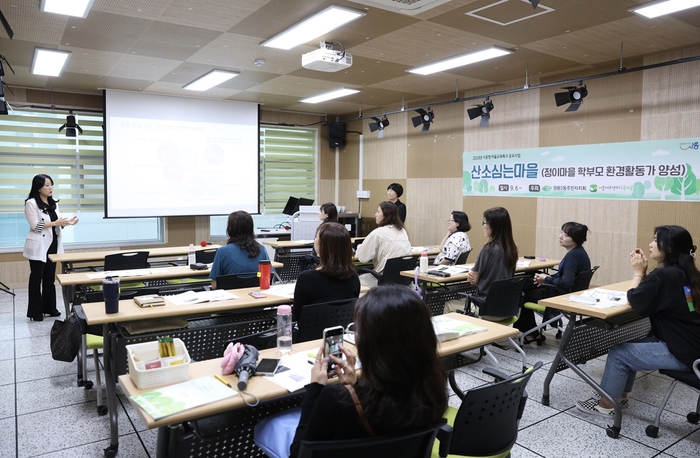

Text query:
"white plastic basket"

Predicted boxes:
[[126, 338, 191, 389]]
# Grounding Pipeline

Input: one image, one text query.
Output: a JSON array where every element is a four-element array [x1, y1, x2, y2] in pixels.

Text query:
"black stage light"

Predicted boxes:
[[411, 108, 434, 132], [554, 84, 587, 112], [59, 114, 83, 137], [369, 116, 390, 138], [467, 99, 494, 127]]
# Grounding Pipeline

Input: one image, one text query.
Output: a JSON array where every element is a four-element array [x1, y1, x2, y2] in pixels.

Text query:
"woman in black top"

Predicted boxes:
[[289, 285, 448, 457], [576, 225, 700, 417], [386, 183, 406, 223], [293, 222, 360, 322], [298, 202, 338, 272]]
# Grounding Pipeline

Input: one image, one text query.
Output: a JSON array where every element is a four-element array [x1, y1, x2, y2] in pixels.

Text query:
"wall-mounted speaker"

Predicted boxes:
[[328, 122, 345, 148]]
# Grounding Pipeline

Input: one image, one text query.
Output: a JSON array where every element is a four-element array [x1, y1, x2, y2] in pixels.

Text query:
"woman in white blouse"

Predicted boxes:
[[434, 211, 472, 265]]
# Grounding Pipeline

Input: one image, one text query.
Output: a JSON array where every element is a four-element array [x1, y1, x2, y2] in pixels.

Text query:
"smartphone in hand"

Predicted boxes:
[[322, 326, 345, 375]]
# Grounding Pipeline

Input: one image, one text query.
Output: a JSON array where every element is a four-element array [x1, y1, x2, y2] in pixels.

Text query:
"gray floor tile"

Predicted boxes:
[[519, 363, 594, 412], [0, 323, 14, 342], [629, 373, 700, 417], [138, 427, 159, 457], [0, 359, 15, 386], [37, 432, 150, 458], [16, 373, 98, 415], [14, 320, 53, 340], [510, 443, 546, 457], [0, 416, 16, 457], [663, 428, 700, 457], [519, 398, 561, 429], [0, 339, 15, 361], [15, 353, 77, 383], [14, 335, 52, 359], [16, 401, 135, 458], [0, 383, 16, 419], [518, 414, 659, 457]]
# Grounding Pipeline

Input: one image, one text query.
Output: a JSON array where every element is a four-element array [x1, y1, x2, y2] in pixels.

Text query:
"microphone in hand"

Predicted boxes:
[[234, 344, 259, 391]]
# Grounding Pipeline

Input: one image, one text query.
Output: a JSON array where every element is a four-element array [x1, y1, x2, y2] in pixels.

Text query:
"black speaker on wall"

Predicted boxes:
[[328, 122, 346, 148]]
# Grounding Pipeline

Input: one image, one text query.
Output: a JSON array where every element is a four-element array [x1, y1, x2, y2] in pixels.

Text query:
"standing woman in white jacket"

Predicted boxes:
[[23, 174, 78, 321]]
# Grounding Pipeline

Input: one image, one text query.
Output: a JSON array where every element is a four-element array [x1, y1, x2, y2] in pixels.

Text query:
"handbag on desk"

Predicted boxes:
[[50, 312, 81, 362]]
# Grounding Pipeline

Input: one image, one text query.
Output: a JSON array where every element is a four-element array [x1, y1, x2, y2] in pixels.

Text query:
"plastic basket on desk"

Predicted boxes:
[[126, 338, 191, 389]]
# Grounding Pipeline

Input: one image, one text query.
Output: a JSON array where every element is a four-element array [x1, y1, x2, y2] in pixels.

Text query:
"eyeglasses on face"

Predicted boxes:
[[447, 219, 455, 223], [482, 220, 488, 226]]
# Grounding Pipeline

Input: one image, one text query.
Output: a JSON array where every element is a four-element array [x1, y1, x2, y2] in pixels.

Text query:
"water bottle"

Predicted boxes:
[[103, 276, 120, 314], [277, 305, 293, 354], [420, 251, 429, 273], [188, 243, 196, 265], [258, 260, 271, 290]]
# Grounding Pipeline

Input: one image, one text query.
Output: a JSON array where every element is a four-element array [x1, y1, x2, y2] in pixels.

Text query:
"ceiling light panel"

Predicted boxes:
[[31, 48, 72, 77], [41, 0, 95, 18], [407, 46, 513, 76], [300, 88, 361, 104], [183, 70, 240, 91], [261, 5, 366, 50], [631, 0, 700, 18]]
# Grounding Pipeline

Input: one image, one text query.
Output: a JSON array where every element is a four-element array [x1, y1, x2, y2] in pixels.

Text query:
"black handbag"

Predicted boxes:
[[50, 312, 81, 362]]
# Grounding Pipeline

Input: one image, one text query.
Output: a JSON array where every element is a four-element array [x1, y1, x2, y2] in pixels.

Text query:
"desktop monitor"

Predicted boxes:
[[281, 197, 315, 216]]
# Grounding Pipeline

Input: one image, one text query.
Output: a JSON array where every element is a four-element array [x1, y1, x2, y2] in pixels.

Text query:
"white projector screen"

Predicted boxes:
[[104, 90, 259, 218]]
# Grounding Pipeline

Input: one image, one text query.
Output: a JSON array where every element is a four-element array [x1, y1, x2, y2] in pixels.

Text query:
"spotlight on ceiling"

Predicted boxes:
[[529, 0, 540, 9], [554, 84, 588, 112], [467, 99, 494, 127], [411, 108, 434, 132], [369, 116, 389, 138], [59, 112, 83, 137]]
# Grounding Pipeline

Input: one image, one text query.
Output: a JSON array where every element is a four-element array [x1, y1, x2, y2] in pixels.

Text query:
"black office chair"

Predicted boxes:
[[357, 255, 418, 286], [196, 248, 218, 264], [299, 420, 446, 458], [458, 276, 528, 371], [646, 358, 700, 438], [436, 362, 543, 458], [104, 251, 150, 271], [296, 298, 357, 343], [454, 249, 472, 265], [519, 265, 600, 344], [215, 273, 259, 290]]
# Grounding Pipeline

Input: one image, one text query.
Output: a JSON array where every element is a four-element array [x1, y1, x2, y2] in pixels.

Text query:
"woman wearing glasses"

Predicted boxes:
[[434, 211, 472, 266]]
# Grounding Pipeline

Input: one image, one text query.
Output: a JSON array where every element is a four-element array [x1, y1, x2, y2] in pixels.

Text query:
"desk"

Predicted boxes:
[[83, 287, 293, 457], [538, 281, 651, 438], [118, 313, 518, 457]]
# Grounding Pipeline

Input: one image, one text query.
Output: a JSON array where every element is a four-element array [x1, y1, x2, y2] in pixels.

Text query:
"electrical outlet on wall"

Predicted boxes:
[[356, 190, 370, 198]]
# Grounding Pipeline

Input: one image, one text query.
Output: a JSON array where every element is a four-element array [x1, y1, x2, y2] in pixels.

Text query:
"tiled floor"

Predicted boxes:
[[2, 287, 700, 457]]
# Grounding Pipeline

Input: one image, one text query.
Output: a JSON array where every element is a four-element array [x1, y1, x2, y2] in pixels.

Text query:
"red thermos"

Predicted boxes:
[[258, 260, 271, 290]]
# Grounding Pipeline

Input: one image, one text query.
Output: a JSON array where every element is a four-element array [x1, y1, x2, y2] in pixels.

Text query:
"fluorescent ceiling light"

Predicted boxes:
[[406, 46, 514, 76], [183, 70, 240, 91], [631, 0, 700, 18], [261, 5, 366, 50], [300, 88, 361, 104], [31, 48, 72, 77], [41, 0, 94, 18]]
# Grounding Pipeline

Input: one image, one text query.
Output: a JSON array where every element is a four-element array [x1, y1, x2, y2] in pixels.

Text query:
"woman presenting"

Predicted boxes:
[[23, 174, 78, 321]]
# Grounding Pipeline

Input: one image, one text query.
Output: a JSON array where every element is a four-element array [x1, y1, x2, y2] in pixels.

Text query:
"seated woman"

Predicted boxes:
[[461, 207, 518, 314], [209, 210, 270, 289], [289, 285, 448, 457], [355, 201, 412, 287], [299, 202, 339, 272], [293, 222, 361, 322], [515, 222, 591, 344], [434, 211, 472, 265], [576, 225, 700, 416]]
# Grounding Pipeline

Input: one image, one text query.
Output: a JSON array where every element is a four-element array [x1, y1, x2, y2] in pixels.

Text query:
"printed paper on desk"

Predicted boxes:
[[168, 290, 239, 306], [267, 283, 296, 299], [575, 288, 628, 308], [86, 268, 161, 280], [432, 316, 487, 343], [266, 352, 312, 392], [516, 260, 532, 268]]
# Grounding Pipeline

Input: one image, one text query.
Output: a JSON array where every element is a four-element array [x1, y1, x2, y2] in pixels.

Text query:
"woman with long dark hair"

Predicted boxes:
[[577, 225, 700, 416], [289, 285, 448, 456], [23, 174, 78, 321], [318, 202, 338, 223], [355, 201, 412, 287], [293, 222, 360, 322], [209, 210, 270, 289], [466, 207, 518, 301]]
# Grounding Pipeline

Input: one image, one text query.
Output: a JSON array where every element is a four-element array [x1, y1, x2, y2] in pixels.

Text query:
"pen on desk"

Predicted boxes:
[[214, 374, 232, 387]]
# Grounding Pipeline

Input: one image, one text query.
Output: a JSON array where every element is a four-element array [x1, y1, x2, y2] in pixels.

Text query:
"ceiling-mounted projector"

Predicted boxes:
[[302, 42, 352, 72]]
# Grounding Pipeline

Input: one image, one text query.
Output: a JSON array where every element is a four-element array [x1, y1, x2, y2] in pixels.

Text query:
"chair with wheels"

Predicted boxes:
[[435, 362, 543, 458], [519, 265, 599, 345], [296, 298, 358, 343], [104, 251, 150, 271], [457, 276, 528, 371], [215, 273, 260, 290], [646, 358, 700, 438], [357, 255, 419, 287], [299, 419, 446, 458], [73, 304, 108, 415]]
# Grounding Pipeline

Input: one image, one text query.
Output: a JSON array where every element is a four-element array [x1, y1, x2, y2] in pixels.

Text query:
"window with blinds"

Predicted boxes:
[[210, 125, 317, 237], [0, 109, 163, 250]]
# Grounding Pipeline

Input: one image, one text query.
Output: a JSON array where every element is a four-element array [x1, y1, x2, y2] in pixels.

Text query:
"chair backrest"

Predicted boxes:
[[296, 298, 357, 343], [480, 276, 527, 319], [455, 249, 472, 265], [298, 421, 442, 458], [570, 265, 600, 292], [447, 362, 542, 457], [215, 273, 259, 290], [104, 251, 150, 271], [379, 255, 420, 286], [195, 248, 218, 264]]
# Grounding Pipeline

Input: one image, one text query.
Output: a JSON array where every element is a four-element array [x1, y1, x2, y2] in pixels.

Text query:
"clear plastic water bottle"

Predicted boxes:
[[420, 251, 429, 273], [188, 243, 196, 265], [277, 305, 293, 354]]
